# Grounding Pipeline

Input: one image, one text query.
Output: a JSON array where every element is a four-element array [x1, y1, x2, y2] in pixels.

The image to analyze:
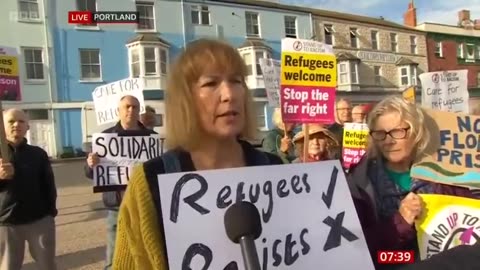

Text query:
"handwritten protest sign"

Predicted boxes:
[[416, 194, 480, 260], [157, 161, 374, 270], [92, 133, 165, 192], [280, 38, 336, 124], [0, 46, 21, 101], [420, 70, 469, 113], [342, 123, 369, 169], [259, 58, 281, 107], [411, 109, 480, 188], [92, 78, 146, 125]]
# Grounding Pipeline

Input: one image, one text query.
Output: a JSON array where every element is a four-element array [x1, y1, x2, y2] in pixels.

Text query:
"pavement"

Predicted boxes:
[[22, 161, 108, 270]]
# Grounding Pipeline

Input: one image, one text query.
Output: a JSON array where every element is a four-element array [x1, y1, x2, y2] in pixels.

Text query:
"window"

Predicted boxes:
[[466, 44, 475, 62], [127, 45, 169, 78], [410, 36, 417, 54], [371, 30, 378, 50], [374, 66, 382, 85], [350, 61, 358, 84], [23, 48, 44, 80], [434, 42, 443, 57], [457, 43, 464, 58], [477, 72, 480, 87], [131, 49, 140, 77], [477, 46, 480, 59], [324, 24, 334, 45], [240, 49, 271, 77], [77, 0, 96, 26], [255, 102, 266, 130], [79, 49, 101, 80], [136, 2, 155, 30], [284, 16, 297, 38], [19, 0, 39, 20], [191, 5, 210, 25], [245, 12, 260, 37], [390, 33, 398, 52], [339, 63, 348, 84], [26, 109, 48, 120], [350, 28, 359, 48], [337, 61, 358, 85], [399, 65, 417, 86]]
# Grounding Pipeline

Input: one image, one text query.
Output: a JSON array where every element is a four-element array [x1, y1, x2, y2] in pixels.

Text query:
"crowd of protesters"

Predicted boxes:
[[0, 38, 478, 270]]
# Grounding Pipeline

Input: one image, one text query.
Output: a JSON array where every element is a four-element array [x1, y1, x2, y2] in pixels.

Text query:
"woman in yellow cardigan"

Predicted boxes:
[[112, 39, 283, 269]]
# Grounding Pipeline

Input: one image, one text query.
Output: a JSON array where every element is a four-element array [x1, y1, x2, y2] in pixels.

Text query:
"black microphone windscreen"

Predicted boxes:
[[224, 201, 262, 244]]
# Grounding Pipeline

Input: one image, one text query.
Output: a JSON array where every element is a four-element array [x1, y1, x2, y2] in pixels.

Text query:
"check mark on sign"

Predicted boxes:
[[322, 166, 339, 209]]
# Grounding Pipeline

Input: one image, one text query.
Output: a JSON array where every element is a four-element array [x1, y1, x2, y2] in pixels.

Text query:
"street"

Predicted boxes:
[[23, 160, 107, 270]]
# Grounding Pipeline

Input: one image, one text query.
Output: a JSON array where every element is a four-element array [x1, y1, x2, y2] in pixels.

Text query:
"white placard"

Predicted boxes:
[[158, 161, 374, 270], [92, 133, 165, 192], [259, 58, 281, 107], [420, 70, 469, 113], [281, 38, 334, 54], [92, 78, 146, 125]]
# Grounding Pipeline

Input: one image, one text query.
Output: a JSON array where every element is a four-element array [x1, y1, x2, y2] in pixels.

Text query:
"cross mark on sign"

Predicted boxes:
[[323, 211, 359, 251]]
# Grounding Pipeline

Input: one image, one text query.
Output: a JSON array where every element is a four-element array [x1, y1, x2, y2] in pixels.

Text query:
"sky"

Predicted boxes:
[[279, 0, 480, 25]]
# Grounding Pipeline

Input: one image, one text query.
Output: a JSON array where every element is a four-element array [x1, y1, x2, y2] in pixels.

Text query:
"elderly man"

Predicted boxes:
[[351, 105, 367, 123], [85, 95, 157, 270], [0, 109, 57, 270], [328, 98, 352, 143]]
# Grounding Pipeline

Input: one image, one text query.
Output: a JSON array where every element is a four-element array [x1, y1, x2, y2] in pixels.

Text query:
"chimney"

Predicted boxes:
[[475, 19, 480, 30], [403, 0, 417, 27], [458, 10, 471, 25]]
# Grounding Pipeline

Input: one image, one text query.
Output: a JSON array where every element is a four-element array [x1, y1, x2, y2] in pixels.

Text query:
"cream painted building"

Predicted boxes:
[[312, 11, 427, 103]]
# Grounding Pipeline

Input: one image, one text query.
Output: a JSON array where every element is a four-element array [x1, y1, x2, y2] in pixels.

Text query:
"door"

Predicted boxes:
[[27, 120, 54, 157]]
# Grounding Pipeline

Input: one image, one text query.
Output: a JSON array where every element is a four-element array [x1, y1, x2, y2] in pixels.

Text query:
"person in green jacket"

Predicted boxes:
[[262, 108, 296, 163]]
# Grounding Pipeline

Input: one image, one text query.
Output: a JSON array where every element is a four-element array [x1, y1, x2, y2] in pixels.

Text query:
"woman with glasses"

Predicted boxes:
[[347, 96, 474, 270]]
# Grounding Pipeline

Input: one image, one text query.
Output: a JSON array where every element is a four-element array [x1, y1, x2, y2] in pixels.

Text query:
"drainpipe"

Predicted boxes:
[[181, 0, 187, 48], [309, 12, 314, 39], [42, 0, 58, 158]]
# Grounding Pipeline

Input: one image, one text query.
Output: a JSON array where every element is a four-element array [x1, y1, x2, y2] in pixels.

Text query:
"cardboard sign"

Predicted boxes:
[[342, 123, 369, 169], [280, 38, 336, 124], [416, 194, 480, 260], [92, 133, 165, 192], [420, 70, 469, 113], [259, 58, 281, 107], [92, 78, 146, 125], [157, 161, 374, 270], [0, 46, 21, 101], [410, 109, 480, 188]]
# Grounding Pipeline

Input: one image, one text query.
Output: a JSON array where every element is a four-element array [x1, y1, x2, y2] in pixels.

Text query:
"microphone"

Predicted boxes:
[[224, 201, 262, 270]]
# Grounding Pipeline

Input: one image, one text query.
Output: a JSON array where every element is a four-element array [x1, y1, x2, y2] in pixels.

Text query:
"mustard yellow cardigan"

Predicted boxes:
[[113, 165, 168, 269]]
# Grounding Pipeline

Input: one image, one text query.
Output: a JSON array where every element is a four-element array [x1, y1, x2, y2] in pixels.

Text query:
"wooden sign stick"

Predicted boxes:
[[0, 101, 10, 163]]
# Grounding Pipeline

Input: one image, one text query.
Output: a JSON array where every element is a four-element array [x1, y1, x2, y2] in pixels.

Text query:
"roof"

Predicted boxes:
[[396, 57, 418, 66], [238, 38, 272, 50], [209, 0, 421, 32], [126, 34, 170, 45], [416, 22, 480, 38], [336, 52, 360, 61]]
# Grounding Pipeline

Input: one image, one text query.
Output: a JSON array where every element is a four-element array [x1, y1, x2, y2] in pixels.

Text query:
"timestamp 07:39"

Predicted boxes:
[[377, 250, 415, 264]]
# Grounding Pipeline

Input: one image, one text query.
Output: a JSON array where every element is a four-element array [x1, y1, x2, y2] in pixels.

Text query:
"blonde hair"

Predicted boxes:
[[165, 39, 257, 151], [366, 95, 429, 159]]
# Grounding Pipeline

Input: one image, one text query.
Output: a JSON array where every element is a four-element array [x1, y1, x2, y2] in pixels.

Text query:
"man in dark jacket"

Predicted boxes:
[[85, 95, 157, 270], [0, 109, 57, 270]]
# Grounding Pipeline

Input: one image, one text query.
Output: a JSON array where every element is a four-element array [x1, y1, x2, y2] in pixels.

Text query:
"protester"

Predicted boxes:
[[262, 107, 296, 163], [112, 39, 283, 269], [400, 243, 480, 270], [352, 105, 367, 123], [347, 96, 474, 270], [0, 109, 57, 270], [84, 95, 157, 270], [328, 98, 352, 143], [140, 105, 156, 130], [292, 124, 339, 163]]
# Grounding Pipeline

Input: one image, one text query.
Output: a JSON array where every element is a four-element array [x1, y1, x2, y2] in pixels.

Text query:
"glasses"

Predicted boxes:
[[369, 127, 410, 141]]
